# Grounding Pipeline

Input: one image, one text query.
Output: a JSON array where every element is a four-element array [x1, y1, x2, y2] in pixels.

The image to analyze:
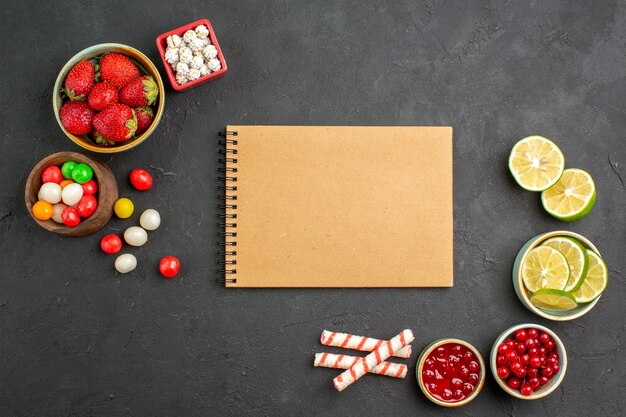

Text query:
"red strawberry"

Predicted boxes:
[[134, 106, 154, 134], [60, 101, 94, 135], [91, 131, 116, 147], [88, 82, 118, 111], [119, 76, 159, 107], [92, 104, 137, 142], [99, 53, 140, 88], [63, 60, 95, 100]]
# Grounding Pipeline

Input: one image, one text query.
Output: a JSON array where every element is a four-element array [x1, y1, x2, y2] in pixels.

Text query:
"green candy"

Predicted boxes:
[[61, 161, 77, 179], [71, 163, 93, 184]]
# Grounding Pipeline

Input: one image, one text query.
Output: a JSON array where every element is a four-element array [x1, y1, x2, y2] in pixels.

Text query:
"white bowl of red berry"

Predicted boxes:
[[417, 338, 485, 407], [53, 43, 165, 153], [491, 324, 567, 400]]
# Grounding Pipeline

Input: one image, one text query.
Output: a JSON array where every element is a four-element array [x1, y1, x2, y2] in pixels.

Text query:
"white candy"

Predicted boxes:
[[51, 203, 67, 223], [38, 182, 62, 204], [202, 45, 217, 60], [195, 24, 209, 38], [164, 47, 179, 64], [115, 253, 137, 274], [188, 37, 205, 52], [61, 183, 83, 206], [175, 62, 189, 75], [187, 68, 201, 81], [190, 55, 204, 69], [207, 58, 221, 71], [199, 65, 210, 76], [167, 34, 182, 48], [139, 209, 161, 231], [178, 46, 193, 64], [183, 30, 197, 43], [124, 226, 148, 247], [201, 37, 211, 46], [176, 72, 188, 85]]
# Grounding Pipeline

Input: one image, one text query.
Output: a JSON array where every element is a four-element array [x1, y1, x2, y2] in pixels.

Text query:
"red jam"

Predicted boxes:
[[495, 327, 560, 396], [421, 342, 481, 403]]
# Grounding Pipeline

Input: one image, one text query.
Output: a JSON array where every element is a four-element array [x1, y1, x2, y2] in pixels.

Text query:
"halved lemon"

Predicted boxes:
[[571, 250, 608, 303], [508, 136, 565, 192], [530, 289, 578, 311], [541, 168, 596, 222], [522, 246, 570, 293], [541, 236, 589, 291]]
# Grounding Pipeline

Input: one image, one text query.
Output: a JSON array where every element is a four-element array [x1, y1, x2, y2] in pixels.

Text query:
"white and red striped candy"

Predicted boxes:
[[320, 330, 412, 359], [314, 352, 407, 379]]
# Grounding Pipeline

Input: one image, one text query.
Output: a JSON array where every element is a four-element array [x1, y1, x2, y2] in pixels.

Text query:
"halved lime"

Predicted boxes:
[[530, 289, 578, 311], [541, 168, 596, 222], [522, 246, 570, 293], [508, 136, 565, 192], [571, 250, 608, 303], [541, 236, 589, 291]]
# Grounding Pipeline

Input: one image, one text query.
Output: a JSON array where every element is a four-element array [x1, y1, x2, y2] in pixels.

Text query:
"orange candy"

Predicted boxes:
[[32, 200, 53, 220], [60, 179, 74, 189]]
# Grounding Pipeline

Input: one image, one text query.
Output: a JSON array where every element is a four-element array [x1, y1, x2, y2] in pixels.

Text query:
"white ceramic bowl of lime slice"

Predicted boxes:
[[513, 231, 603, 321]]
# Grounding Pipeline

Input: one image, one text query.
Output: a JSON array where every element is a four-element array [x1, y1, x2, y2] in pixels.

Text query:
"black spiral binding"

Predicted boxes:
[[217, 130, 238, 284]]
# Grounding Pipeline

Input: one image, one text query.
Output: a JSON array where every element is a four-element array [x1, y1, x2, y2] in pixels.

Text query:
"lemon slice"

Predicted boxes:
[[541, 168, 596, 222], [541, 236, 589, 291], [571, 250, 608, 303], [530, 289, 578, 311], [508, 136, 565, 192], [522, 246, 570, 293]]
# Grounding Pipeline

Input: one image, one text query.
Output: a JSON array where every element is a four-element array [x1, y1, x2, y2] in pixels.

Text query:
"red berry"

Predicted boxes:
[[76, 195, 98, 218], [468, 373, 479, 385], [100, 53, 140, 88], [520, 384, 533, 396], [63, 60, 95, 100], [542, 366, 554, 378], [553, 363, 560, 373], [539, 376, 549, 386], [462, 382, 474, 395], [497, 366, 510, 379], [505, 350, 518, 362], [87, 81, 119, 111], [539, 347, 547, 356], [81, 179, 98, 196], [545, 340, 556, 351], [520, 353, 530, 365], [528, 347, 539, 356], [548, 352, 559, 362], [525, 338, 536, 349], [451, 344, 462, 354], [514, 367, 526, 378], [496, 354, 507, 366], [497, 343, 509, 355], [506, 339, 516, 349], [100, 234, 122, 254], [453, 389, 464, 400], [119, 75, 159, 107], [468, 361, 480, 373], [159, 256, 180, 278], [92, 104, 137, 142], [510, 361, 523, 373], [134, 105, 154, 134], [527, 367, 539, 377], [527, 328, 539, 339], [462, 351, 474, 363], [60, 101, 94, 135], [451, 378, 463, 389], [528, 377, 540, 388], [442, 389, 453, 401], [41, 166, 62, 184], [516, 342, 526, 354], [460, 366, 470, 378], [61, 206, 80, 227], [539, 332, 551, 345], [515, 329, 528, 341], [507, 377, 521, 389], [529, 356, 542, 368], [129, 169, 153, 191]]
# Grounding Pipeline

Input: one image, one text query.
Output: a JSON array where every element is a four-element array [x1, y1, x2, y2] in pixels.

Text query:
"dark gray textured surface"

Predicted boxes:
[[1, 1, 625, 416]]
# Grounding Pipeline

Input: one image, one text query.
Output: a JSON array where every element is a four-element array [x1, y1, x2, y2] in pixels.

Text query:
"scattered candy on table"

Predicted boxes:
[[115, 253, 137, 273], [114, 198, 134, 218], [139, 209, 160, 231], [100, 234, 122, 254], [124, 226, 148, 247], [159, 256, 180, 278], [130, 169, 153, 191]]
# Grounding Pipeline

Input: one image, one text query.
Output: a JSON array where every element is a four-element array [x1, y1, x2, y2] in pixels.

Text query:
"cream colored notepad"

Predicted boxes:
[[219, 126, 453, 287]]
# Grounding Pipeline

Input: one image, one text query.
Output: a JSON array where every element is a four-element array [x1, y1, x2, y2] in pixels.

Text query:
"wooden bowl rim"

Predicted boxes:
[[52, 43, 165, 153]]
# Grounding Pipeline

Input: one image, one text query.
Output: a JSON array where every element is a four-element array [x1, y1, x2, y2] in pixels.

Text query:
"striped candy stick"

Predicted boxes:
[[333, 329, 414, 392], [314, 352, 407, 379], [320, 330, 412, 359]]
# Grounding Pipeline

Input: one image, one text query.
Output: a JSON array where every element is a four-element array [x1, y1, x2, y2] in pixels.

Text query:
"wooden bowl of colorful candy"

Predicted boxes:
[[25, 152, 118, 237]]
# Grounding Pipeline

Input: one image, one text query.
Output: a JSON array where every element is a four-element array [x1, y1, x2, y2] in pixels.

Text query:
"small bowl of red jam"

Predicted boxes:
[[417, 339, 485, 407], [490, 323, 567, 400]]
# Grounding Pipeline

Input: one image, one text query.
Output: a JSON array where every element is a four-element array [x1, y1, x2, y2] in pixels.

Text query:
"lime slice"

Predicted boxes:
[[541, 168, 596, 222], [571, 250, 608, 303], [522, 246, 570, 292], [541, 236, 589, 291], [530, 289, 578, 311], [508, 136, 565, 192]]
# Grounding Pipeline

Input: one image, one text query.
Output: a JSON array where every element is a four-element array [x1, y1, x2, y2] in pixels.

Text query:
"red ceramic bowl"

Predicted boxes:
[[156, 18, 228, 91]]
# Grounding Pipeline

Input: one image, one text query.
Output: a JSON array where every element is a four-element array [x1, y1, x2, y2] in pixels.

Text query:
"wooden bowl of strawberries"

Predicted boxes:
[[53, 43, 165, 153]]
